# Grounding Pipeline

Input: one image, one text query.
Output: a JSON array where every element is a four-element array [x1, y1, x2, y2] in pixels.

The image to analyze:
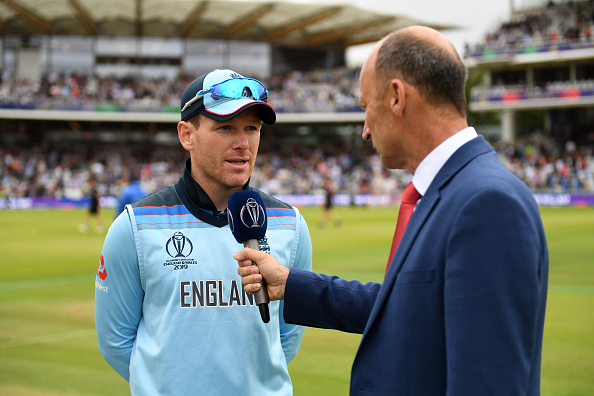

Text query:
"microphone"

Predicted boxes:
[[227, 190, 270, 323]]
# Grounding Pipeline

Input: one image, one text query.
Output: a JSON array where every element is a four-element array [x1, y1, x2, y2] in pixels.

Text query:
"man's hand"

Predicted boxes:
[[234, 248, 289, 301]]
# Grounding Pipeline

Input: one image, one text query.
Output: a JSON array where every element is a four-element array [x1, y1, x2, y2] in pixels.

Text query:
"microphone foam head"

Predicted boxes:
[[227, 190, 267, 243]]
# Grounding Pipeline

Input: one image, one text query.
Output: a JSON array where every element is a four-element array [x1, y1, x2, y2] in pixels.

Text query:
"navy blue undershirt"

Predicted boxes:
[[174, 158, 248, 227]]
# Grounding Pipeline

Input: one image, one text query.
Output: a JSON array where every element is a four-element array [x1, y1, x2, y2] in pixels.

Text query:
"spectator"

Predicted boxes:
[[114, 174, 147, 218]]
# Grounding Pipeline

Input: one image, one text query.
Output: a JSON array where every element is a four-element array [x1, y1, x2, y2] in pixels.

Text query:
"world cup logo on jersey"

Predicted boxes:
[[241, 198, 265, 228], [166, 231, 193, 258]]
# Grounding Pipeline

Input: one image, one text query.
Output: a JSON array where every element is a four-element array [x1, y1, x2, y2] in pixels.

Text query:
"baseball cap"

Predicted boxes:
[[180, 69, 276, 125]]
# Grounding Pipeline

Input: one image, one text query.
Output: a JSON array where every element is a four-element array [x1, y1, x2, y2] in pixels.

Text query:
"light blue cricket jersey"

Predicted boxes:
[[95, 168, 312, 395]]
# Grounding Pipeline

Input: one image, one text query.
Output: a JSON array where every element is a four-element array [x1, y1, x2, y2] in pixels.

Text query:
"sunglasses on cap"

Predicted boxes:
[[181, 77, 269, 112]]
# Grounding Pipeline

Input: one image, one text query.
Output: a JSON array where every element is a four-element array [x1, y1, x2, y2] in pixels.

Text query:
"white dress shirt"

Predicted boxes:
[[412, 127, 478, 197]]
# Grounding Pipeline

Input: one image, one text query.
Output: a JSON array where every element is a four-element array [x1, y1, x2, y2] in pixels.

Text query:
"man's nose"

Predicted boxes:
[[233, 130, 250, 149]]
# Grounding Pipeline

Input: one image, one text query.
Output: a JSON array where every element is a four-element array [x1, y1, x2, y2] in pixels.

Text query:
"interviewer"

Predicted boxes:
[[235, 25, 548, 395]]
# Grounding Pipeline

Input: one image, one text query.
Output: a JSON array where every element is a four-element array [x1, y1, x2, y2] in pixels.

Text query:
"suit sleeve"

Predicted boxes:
[[283, 216, 382, 336], [279, 212, 312, 363], [444, 189, 547, 395], [94, 209, 144, 381]]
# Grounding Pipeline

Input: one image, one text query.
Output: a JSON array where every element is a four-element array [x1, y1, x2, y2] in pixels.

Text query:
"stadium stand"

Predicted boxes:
[[464, 0, 594, 57], [1, 0, 593, 209], [461, 0, 594, 202], [464, 0, 594, 145]]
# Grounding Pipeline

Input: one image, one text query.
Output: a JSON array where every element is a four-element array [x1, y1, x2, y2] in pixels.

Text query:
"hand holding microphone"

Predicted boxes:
[[228, 191, 273, 323], [234, 248, 289, 301]]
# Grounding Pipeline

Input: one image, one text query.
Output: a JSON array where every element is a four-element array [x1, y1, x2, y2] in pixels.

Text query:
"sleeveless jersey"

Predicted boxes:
[[95, 177, 312, 395]]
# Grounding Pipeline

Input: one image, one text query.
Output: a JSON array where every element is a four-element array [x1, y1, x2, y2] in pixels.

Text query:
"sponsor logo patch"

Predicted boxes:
[[164, 232, 197, 270], [97, 255, 107, 280], [259, 237, 270, 254], [95, 254, 109, 293]]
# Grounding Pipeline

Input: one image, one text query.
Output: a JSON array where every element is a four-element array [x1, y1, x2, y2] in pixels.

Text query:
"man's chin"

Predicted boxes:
[[379, 155, 395, 169], [224, 177, 250, 190]]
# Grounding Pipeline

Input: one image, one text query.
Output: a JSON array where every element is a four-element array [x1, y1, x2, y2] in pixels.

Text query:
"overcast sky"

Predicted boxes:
[[295, 0, 529, 65]]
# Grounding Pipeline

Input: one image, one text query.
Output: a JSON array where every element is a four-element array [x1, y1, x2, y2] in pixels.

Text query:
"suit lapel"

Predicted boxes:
[[362, 136, 494, 333], [365, 191, 440, 329]]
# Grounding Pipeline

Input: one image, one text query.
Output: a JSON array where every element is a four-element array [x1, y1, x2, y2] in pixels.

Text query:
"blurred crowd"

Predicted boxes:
[[465, 0, 594, 56], [493, 137, 593, 192], [0, 142, 409, 202], [266, 67, 361, 113], [0, 66, 362, 114], [470, 79, 594, 103], [1, 135, 592, 204]]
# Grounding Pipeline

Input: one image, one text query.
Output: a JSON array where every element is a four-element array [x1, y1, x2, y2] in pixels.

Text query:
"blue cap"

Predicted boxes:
[[180, 69, 276, 125]]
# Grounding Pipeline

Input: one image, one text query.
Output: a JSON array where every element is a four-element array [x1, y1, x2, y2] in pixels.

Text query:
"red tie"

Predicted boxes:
[[386, 182, 421, 275]]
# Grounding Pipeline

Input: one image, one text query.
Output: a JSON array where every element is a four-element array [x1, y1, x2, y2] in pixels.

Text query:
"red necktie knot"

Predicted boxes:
[[401, 183, 422, 205]]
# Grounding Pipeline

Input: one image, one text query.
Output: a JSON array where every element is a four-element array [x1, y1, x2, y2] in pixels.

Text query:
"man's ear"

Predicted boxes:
[[177, 121, 193, 151], [387, 79, 406, 118]]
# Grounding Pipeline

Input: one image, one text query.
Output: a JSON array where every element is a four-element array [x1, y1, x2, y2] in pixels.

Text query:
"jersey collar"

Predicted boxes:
[[175, 158, 250, 227]]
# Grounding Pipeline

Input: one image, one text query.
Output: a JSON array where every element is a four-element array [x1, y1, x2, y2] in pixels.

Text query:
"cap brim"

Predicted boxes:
[[200, 100, 276, 125]]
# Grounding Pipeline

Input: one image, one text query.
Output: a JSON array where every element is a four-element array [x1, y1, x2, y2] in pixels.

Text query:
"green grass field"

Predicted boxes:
[[0, 206, 593, 395]]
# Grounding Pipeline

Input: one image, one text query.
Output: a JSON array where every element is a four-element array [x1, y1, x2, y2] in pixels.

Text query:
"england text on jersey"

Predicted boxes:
[[180, 279, 255, 308]]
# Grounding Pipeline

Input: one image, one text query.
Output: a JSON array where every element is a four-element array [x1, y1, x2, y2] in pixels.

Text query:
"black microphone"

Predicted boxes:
[[227, 190, 270, 323]]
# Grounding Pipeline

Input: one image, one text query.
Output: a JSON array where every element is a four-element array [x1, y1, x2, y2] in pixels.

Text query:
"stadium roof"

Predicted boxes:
[[0, 0, 455, 49]]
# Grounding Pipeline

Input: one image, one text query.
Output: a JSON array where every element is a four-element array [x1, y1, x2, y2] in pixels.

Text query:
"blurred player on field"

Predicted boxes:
[[79, 178, 104, 233], [319, 176, 341, 228]]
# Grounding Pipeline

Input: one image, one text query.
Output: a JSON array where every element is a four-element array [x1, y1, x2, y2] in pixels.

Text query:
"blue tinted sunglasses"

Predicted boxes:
[[181, 78, 269, 112]]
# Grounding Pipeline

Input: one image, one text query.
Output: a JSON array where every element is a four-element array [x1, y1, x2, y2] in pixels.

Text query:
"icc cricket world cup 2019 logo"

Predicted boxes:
[[240, 198, 265, 228], [166, 232, 194, 258]]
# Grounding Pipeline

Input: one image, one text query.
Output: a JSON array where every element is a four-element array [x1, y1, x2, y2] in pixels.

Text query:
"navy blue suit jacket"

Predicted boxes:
[[284, 136, 548, 395]]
